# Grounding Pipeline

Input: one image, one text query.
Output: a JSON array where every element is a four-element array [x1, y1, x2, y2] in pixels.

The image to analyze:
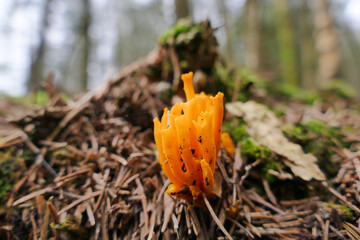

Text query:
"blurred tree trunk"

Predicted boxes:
[[299, 0, 315, 89], [312, 0, 341, 89], [333, 11, 360, 99], [78, 0, 91, 92], [175, 0, 189, 20], [27, 0, 52, 92], [274, 0, 300, 85], [219, 0, 233, 62], [244, 0, 261, 72], [62, 0, 91, 94]]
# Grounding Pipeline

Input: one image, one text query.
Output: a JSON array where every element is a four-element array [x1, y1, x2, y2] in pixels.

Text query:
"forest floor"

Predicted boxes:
[[1, 21, 360, 240]]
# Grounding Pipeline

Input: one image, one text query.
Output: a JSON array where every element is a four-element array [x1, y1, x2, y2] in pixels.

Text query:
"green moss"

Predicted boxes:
[[51, 215, 89, 239], [305, 120, 341, 139], [223, 67, 269, 102], [228, 119, 273, 160], [34, 91, 49, 106], [159, 19, 201, 44], [282, 119, 348, 177], [160, 23, 190, 42], [239, 69, 269, 89], [224, 118, 248, 141], [0, 158, 15, 200], [326, 202, 353, 219], [240, 138, 278, 182], [282, 123, 304, 139], [324, 79, 356, 99], [247, 143, 278, 183], [232, 125, 249, 142], [283, 120, 344, 146], [226, 118, 279, 183], [241, 139, 270, 159], [273, 104, 286, 118], [262, 161, 278, 183], [0, 180, 11, 199], [0, 151, 24, 202], [233, 125, 248, 141], [274, 83, 318, 104]]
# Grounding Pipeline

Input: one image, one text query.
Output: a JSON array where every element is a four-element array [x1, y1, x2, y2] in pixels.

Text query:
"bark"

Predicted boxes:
[[63, 0, 91, 94], [27, 0, 52, 92], [298, 0, 315, 89], [334, 11, 360, 100], [78, 0, 91, 92], [219, 0, 233, 62], [175, 0, 190, 20], [244, 0, 261, 72], [312, 0, 341, 89], [274, 0, 300, 85]]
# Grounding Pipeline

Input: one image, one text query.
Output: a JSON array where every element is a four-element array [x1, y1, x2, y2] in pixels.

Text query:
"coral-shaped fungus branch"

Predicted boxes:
[[153, 72, 224, 203]]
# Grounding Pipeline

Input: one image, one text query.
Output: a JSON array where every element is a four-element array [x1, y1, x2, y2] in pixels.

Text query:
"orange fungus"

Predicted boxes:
[[221, 132, 235, 155], [153, 72, 224, 202]]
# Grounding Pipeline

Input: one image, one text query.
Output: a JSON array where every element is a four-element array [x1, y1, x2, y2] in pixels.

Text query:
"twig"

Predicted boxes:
[[47, 200, 59, 240], [93, 187, 106, 214], [217, 156, 232, 184], [109, 153, 128, 166], [161, 195, 175, 232], [22, 131, 58, 179], [12, 187, 53, 207], [136, 178, 149, 235], [123, 173, 139, 187], [227, 217, 254, 239], [343, 222, 360, 240], [202, 193, 234, 240], [36, 154, 58, 179], [315, 214, 325, 237], [262, 178, 278, 206], [40, 200, 50, 240], [280, 197, 320, 206], [147, 209, 157, 240], [239, 160, 261, 186], [324, 220, 330, 240], [322, 181, 360, 214], [30, 212, 38, 240], [171, 213, 179, 237], [156, 179, 170, 204], [330, 225, 345, 239], [57, 191, 102, 216], [47, 91, 93, 141], [54, 168, 92, 183], [168, 37, 181, 89], [184, 206, 192, 235], [248, 192, 285, 214], [86, 203, 96, 226], [101, 195, 109, 240], [189, 207, 203, 239], [0, 130, 24, 148]]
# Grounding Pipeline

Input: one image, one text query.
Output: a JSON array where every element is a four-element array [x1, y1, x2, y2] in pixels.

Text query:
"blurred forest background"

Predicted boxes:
[[0, 0, 359, 99]]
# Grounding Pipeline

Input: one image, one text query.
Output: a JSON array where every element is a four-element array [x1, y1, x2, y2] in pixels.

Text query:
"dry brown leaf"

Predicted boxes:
[[226, 101, 325, 181]]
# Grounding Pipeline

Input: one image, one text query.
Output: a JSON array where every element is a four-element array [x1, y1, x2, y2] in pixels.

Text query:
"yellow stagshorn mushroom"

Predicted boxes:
[[221, 132, 235, 155], [153, 72, 224, 202]]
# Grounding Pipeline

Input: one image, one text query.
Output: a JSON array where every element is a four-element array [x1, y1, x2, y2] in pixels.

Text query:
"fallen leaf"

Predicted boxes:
[[226, 101, 325, 181]]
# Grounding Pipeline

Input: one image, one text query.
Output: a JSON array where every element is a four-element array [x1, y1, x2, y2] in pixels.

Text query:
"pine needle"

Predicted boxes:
[[202, 193, 234, 240]]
